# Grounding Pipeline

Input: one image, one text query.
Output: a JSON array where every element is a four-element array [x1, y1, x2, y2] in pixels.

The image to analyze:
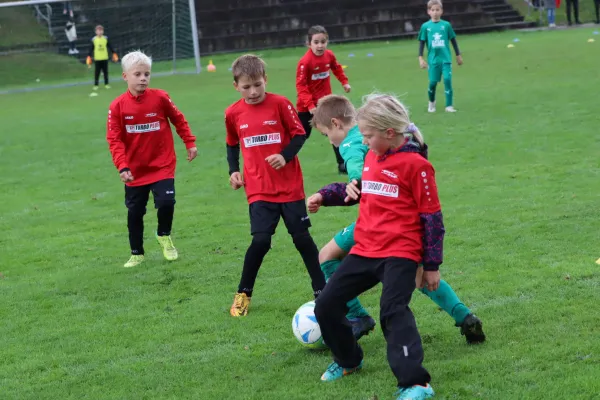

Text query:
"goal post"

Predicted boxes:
[[0, 0, 201, 92]]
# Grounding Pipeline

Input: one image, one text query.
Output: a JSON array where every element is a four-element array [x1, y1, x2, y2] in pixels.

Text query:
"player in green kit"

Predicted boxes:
[[307, 94, 486, 345], [418, 0, 463, 113]]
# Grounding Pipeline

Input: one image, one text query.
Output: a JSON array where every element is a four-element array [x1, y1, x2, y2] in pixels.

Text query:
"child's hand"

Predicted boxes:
[[265, 154, 286, 170], [345, 179, 361, 202], [120, 170, 134, 183], [423, 270, 441, 291], [187, 146, 198, 162], [343, 84, 351, 93], [229, 172, 244, 190], [309, 107, 317, 115], [419, 57, 428, 69], [456, 55, 463, 66], [307, 193, 323, 213]]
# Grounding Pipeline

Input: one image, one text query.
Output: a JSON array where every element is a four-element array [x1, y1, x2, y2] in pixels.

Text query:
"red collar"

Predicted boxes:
[[127, 89, 147, 101]]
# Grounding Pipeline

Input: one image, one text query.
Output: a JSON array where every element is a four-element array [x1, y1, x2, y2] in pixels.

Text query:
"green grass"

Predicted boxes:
[[0, 5, 51, 47], [1, 28, 600, 400]]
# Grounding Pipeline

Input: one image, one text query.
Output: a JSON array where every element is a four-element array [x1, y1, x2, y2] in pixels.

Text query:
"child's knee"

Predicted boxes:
[[319, 239, 345, 264], [251, 233, 272, 252]]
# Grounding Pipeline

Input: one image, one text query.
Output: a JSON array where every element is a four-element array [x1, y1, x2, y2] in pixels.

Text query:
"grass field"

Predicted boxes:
[[1, 28, 600, 400]]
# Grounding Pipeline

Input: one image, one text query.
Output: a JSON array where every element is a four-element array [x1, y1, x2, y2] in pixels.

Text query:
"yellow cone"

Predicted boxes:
[[507, 44, 515, 48], [342, 65, 348, 69], [588, 38, 595, 43]]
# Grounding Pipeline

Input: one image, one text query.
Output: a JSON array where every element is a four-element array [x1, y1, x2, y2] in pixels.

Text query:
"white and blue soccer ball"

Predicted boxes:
[[292, 301, 327, 349]]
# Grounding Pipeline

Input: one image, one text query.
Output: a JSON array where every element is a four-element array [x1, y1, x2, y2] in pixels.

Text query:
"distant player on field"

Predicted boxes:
[[296, 25, 351, 174], [87, 24, 118, 91], [106, 50, 197, 268], [418, 0, 463, 113], [225, 54, 326, 317]]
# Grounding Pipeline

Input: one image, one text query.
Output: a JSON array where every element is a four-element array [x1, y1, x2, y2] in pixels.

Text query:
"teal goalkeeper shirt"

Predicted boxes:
[[339, 125, 368, 182], [418, 19, 456, 65]]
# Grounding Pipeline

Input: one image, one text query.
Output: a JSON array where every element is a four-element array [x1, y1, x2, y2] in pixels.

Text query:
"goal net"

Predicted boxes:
[[0, 0, 201, 93]]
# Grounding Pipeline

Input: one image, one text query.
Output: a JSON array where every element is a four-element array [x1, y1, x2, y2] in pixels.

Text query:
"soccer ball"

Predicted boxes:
[[292, 301, 327, 349]]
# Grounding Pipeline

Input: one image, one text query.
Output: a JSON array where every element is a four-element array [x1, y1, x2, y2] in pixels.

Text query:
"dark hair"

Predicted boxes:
[[307, 25, 328, 43]]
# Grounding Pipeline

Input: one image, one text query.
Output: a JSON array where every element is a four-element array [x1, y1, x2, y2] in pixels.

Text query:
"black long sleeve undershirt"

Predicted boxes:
[[226, 144, 240, 175], [280, 134, 306, 163]]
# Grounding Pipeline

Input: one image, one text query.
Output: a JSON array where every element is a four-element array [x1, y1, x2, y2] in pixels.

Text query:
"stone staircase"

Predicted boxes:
[[22, 0, 535, 60], [196, 0, 535, 54]]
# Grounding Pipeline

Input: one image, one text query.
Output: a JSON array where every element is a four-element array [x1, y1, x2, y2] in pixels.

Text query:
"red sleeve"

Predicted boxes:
[[279, 97, 306, 138], [330, 53, 349, 86], [411, 162, 441, 213], [162, 91, 196, 149], [106, 100, 128, 171], [296, 57, 315, 110], [225, 109, 239, 146]]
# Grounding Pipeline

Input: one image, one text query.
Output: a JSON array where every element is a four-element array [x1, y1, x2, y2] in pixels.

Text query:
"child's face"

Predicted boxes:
[[316, 119, 347, 147], [309, 33, 328, 56], [358, 122, 393, 156], [234, 75, 267, 105], [96, 27, 104, 36], [123, 64, 151, 95], [428, 5, 443, 21]]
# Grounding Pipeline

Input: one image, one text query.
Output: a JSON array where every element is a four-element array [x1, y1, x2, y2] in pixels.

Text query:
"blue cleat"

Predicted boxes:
[[320, 360, 363, 382], [395, 384, 435, 400]]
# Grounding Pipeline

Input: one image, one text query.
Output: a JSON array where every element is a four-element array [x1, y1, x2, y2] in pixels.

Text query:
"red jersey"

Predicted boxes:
[[296, 49, 349, 112], [225, 93, 306, 204], [351, 147, 442, 262], [107, 88, 196, 187]]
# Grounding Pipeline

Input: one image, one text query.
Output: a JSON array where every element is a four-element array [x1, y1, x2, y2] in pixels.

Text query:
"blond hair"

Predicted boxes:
[[121, 50, 152, 72], [427, 0, 443, 9], [311, 94, 356, 129], [231, 54, 266, 83], [356, 93, 424, 146]]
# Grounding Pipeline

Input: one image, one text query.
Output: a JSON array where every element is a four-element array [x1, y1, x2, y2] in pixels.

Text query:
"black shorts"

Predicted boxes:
[[125, 178, 176, 211], [249, 200, 311, 235], [298, 112, 313, 138]]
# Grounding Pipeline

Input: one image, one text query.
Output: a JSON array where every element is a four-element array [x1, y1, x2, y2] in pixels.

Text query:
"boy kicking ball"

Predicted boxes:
[[106, 50, 197, 268]]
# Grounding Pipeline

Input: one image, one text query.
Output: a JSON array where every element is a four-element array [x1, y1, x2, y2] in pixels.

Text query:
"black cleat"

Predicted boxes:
[[458, 313, 486, 344], [349, 316, 376, 340]]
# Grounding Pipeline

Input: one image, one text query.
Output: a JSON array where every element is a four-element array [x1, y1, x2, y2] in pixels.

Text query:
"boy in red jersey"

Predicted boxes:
[[107, 50, 197, 268], [225, 54, 326, 317], [296, 25, 350, 174], [315, 94, 438, 400]]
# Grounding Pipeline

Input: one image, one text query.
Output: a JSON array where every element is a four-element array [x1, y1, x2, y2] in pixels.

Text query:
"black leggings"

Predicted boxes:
[[94, 60, 109, 85]]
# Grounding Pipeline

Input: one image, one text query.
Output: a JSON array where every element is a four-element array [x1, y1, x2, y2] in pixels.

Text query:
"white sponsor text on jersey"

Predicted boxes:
[[243, 133, 282, 148], [361, 180, 399, 198]]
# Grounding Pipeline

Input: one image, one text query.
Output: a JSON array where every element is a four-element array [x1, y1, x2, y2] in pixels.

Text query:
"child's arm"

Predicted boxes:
[[278, 98, 307, 163], [225, 112, 243, 189], [447, 24, 463, 65], [162, 92, 196, 148], [317, 182, 360, 207], [411, 163, 444, 271], [106, 102, 132, 182], [296, 60, 316, 112], [330, 54, 350, 92], [417, 25, 428, 68], [106, 37, 118, 61]]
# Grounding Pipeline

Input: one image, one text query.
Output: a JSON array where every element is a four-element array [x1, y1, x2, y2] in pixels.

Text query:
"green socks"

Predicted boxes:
[[419, 279, 471, 325]]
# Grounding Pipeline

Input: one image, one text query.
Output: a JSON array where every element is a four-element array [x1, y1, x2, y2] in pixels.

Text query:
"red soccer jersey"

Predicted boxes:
[[351, 146, 442, 262], [107, 88, 196, 187], [296, 49, 349, 112], [225, 93, 306, 204]]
